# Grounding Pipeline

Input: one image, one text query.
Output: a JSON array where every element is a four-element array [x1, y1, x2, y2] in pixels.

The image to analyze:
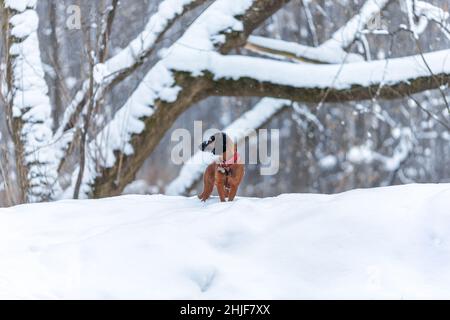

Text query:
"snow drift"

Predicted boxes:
[[1, 183, 450, 299]]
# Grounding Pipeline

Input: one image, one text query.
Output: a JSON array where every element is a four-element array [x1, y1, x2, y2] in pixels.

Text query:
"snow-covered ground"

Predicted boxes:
[[1, 183, 450, 299]]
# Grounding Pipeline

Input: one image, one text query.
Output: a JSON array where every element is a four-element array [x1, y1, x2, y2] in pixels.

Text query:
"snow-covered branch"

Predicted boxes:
[[166, 98, 291, 196], [3, 0, 61, 202], [245, 36, 363, 64], [246, 0, 391, 64], [414, 0, 450, 39], [347, 127, 413, 172], [322, 0, 392, 49], [53, 0, 209, 165], [175, 49, 450, 102]]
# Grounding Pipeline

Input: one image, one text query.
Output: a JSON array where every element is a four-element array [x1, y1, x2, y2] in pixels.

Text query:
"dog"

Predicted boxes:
[[198, 132, 244, 202]]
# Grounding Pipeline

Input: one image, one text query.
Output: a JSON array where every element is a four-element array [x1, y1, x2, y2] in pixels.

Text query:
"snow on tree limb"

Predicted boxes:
[[402, 0, 450, 38], [176, 49, 450, 102], [166, 98, 291, 196], [415, 0, 449, 23], [321, 0, 392, 49], [245, 36, 364, 64], [414, 0, 450, 40], [3, 0, 61, 202], [347, 127, 413, 172], [4, 0, 36, 11]]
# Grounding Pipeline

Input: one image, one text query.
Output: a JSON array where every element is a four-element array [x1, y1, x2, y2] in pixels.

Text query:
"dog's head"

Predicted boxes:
[[200, 132, 231, 155]]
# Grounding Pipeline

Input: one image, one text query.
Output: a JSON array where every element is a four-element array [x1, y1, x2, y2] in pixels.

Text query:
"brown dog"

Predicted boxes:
[[198, 132, 244, 202]]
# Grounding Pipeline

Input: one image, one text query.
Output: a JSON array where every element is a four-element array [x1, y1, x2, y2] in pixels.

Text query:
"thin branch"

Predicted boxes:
[[302, 0, 319, 46], [407, 94, 450, 131], [74, 45, 97, 199], [98, 0, 119, 63]]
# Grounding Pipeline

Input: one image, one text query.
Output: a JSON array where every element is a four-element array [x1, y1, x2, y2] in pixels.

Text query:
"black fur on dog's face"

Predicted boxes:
[[200, 132, 228, 155]]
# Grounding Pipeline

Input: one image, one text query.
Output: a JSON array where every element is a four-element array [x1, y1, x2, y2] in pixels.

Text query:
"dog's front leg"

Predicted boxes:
[[227, 166, 244, 201], [227, 176, 242, 201], [215, 173, 227, 202], [199, 164, 215, 202], [227, 184, 238, 202]]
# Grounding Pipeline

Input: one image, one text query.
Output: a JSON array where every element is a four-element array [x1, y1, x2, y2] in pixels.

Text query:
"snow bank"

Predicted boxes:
[[1, 184, 450, 299]]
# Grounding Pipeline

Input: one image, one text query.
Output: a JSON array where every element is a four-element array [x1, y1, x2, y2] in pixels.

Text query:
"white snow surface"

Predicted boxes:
[[2, 184, 450, 299]]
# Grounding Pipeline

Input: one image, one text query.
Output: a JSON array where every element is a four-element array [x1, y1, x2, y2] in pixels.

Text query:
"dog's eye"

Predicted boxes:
[[210, 136, 215, 142]]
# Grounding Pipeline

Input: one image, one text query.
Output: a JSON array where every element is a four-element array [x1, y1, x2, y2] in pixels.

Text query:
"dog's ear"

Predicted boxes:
[[200, 132, 230, 154], [200, 134, 217, 152], [222, 132, 227, 153]]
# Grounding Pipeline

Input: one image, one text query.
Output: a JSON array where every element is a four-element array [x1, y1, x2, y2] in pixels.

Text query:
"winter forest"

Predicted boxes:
[[0, 0, 449, 206]]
